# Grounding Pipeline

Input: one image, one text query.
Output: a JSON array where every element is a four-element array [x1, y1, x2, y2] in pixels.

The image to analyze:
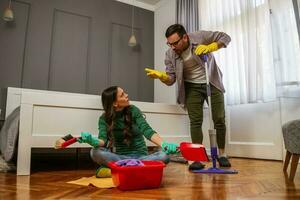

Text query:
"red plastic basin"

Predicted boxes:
[[108, 160, 166, 191]]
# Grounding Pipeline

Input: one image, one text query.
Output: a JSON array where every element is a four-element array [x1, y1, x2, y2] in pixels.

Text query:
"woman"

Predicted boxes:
[[78, 86, 179, 178]]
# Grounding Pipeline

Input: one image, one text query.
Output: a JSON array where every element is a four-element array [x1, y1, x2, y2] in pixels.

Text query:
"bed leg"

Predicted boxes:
[[17, 146, 31, 175], [17, 104, 33, 175]]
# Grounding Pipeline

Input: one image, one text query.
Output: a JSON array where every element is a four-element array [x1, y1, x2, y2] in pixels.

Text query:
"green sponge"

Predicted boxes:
[[95, 166, 111, 178]]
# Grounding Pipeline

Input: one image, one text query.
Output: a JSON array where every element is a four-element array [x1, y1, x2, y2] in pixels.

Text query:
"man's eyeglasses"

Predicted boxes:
[[167, 37, 182, 47]]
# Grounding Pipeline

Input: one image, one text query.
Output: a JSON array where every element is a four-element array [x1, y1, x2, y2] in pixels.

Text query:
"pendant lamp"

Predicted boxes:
[[3, 0, 14, 22], [128, 3, 137, 47]]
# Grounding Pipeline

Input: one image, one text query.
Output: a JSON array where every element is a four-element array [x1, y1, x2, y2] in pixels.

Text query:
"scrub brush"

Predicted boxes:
[[54, 134, 79, 149]]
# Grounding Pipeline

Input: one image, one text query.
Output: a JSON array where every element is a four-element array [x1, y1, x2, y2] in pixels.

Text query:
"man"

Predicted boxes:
[[145, 24, 231, 169]]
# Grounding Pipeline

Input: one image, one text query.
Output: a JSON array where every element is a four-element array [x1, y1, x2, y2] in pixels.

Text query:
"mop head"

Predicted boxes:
[[192, 167, 238, 174]]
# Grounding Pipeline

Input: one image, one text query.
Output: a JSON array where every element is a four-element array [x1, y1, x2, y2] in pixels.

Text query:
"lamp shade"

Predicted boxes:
[[3, 7, 14, 21], [128, 34, 137, 47]]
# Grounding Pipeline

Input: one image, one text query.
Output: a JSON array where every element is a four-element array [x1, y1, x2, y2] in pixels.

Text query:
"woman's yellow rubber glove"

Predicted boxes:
[[194, 42, 218, 55], [145, 68, 169, 82]]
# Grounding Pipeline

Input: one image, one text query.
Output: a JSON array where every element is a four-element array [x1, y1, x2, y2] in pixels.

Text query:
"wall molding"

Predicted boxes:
[[48, 8, 92, 93], [15, 1, 31, 88]]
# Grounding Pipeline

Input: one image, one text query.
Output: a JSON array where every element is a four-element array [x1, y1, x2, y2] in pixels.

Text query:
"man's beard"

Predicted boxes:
[[174, 43, 189, 56], [174, 49, 183, 55]]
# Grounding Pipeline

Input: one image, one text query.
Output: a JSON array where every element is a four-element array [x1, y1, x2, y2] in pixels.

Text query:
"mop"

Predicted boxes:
[[192, 54, 238, 174]]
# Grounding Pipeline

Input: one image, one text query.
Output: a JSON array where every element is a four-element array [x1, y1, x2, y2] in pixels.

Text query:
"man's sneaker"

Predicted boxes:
[[95, 166, 111, 178], [188, 161, 205, 170], [217, 156, 231, 167]]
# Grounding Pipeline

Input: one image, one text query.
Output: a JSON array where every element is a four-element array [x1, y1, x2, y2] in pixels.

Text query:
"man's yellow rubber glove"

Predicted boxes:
[[194, 42, 219, 55], [145, 68, 169, 82]]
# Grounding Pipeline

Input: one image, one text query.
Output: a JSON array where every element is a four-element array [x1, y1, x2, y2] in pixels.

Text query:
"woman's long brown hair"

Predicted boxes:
[[101, 86, 132, 147]]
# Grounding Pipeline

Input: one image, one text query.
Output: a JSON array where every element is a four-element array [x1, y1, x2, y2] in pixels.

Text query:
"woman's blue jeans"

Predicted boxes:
[[90, 147, 170, 167]]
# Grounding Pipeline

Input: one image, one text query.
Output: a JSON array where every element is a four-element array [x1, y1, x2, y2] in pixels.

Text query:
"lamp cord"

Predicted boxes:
[[131, 4, 134, 35]]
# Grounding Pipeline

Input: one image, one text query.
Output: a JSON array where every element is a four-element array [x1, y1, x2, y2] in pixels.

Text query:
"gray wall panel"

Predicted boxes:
[[85, 1, 110, 96], [22, 0, 55, 90], [0, 1, 30, 119], [49, 10, 90, 93], [135, 8, 154, 102], [110, 23, 141, 100], [0, 1, 29, 88], [109, 1, 154, 102]]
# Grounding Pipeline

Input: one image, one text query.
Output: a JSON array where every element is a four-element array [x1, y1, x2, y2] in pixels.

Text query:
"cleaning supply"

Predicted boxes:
[[67, 176, 115, 188], [115, 159, 144, 167], [194, 42, 219, 55], [108, 160, 165, 190], [179, 142, 209, 161], [77, 132, 99, 148], [191, 54, 237, 174], [161, 141, 179, 154], [54, 134, 78, 149], [96, 166, 112, 178], [144, 68, 169, 82], [55, 132, 100, 149], [169, 154, 188, 164]]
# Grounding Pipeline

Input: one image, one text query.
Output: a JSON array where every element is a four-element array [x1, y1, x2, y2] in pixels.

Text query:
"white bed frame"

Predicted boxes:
[[6, 87, 190, 175]]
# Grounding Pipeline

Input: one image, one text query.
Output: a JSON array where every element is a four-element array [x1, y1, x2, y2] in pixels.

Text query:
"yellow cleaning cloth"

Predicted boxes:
[[67, 176, 116, 188]]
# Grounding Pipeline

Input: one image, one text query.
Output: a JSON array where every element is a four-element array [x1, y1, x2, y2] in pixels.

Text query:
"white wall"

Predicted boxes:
[[154, 0, 176, 104], [280, 97, 300, 124]]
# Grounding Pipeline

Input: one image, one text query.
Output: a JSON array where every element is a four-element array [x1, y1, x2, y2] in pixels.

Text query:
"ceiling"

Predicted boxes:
[[116, 0, 162, 11], [135, 0, 161, 6]]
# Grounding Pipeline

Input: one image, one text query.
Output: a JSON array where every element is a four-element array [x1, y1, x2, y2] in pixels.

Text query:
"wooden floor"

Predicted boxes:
[[0, 157, 299, 200]]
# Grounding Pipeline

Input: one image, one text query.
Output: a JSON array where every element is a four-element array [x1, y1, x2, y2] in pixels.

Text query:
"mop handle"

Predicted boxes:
[[200, 54, 214, 130]]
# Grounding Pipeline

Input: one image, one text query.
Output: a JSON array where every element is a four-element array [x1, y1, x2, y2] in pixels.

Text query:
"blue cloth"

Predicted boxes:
[[115, 159, 144, 167], [90, 147, 170, 167]]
